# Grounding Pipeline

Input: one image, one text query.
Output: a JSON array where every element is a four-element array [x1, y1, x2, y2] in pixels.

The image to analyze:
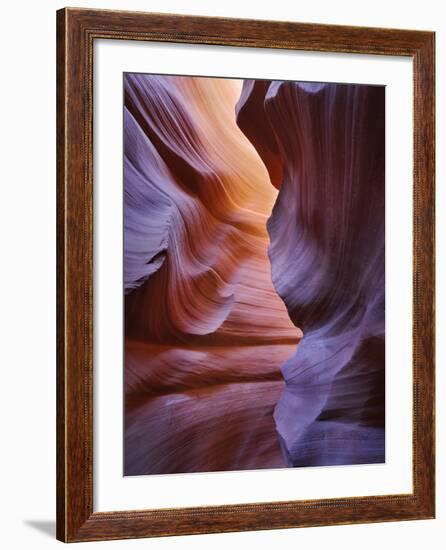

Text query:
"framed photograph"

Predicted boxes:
[[56, 7, 435, 542]]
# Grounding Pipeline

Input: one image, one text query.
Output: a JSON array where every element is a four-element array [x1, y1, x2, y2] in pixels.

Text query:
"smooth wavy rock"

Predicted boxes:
[[236, 80, 385, 466], [125, 341, 296, 474], [124, 74, 301, 475]]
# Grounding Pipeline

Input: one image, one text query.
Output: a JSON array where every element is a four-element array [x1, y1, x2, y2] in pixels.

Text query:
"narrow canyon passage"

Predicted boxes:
[[124, 75, 301, 475], [124, 74, 385, 474]]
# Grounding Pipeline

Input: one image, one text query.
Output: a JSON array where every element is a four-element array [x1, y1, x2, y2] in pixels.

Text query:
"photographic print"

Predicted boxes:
[[123, 73, 385, 476]]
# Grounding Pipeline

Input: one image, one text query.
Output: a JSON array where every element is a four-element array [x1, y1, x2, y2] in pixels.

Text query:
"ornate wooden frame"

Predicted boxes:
[[56, 7, 435, 542]]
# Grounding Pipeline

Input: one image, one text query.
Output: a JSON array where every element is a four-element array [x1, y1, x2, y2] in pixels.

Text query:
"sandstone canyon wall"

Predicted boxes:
[[123, 73, 385, 475], [237, 80, 385, 467]]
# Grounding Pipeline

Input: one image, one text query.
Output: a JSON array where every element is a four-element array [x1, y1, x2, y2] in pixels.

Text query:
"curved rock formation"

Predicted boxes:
[[124, 73, 385, 474], [124, 74, 300, 475], [236, 80, 385, 466]]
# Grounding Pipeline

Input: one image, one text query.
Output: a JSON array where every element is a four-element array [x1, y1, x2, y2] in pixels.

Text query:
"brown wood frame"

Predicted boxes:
[[56, 7, 435, 543]]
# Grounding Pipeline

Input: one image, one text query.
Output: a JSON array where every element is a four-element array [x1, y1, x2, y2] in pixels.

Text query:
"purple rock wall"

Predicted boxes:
[[237, 80, 385, 466]]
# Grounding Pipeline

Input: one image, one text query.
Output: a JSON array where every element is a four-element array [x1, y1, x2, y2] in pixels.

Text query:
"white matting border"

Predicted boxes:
[[93, 39, 413, 512]]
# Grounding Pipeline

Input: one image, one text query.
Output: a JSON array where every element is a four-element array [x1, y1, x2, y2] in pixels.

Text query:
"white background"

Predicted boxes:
[[0, 0, 444, 548]]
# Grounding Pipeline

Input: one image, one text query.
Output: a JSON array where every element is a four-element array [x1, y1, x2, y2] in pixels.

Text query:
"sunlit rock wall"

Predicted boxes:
[[124, 74, 300, 475]]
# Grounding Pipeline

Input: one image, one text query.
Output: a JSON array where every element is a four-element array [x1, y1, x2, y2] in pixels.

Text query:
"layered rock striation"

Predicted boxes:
[[124, 73, 385, 474], [236, 80, 385, 466], [124, 74, 300, 475]]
